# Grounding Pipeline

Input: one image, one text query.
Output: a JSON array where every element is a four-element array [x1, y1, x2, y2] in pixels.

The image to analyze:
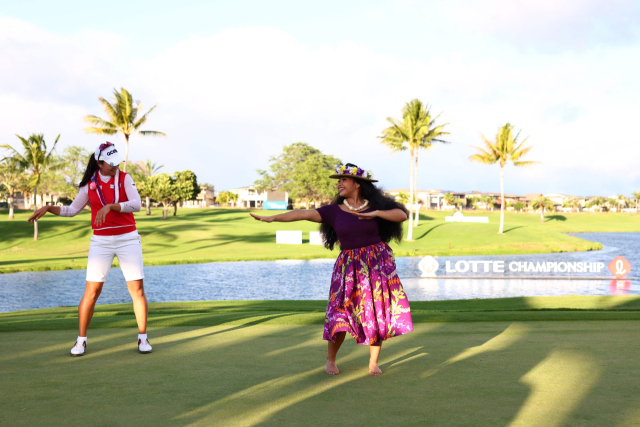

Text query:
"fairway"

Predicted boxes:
[[2, 208, 638, 273], [3, 297, 640, 426]]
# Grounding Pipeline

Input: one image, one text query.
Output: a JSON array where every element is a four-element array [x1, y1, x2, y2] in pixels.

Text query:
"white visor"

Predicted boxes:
[[95, 143, 124, 166]]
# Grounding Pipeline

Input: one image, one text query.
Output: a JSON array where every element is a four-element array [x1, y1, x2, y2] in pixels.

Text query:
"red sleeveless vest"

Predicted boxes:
[[88, 171, 137, 236]]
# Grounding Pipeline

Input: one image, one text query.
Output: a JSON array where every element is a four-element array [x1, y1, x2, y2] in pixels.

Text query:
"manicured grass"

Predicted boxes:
[[1, 208, 638, 273], [3, 296, 640, 332], [2, 297, 640, 426]]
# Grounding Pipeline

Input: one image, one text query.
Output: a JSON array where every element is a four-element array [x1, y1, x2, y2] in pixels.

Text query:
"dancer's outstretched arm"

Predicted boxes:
[[250, 209, 321, 223]]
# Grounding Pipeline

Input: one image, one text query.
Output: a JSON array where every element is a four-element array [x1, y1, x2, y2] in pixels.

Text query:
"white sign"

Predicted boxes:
[[309, 231, 324, 245], [445, 260, 606, 273], [445, 212, 489, 223], [276, 230, 302, 244], [418, 256, 439, 277]]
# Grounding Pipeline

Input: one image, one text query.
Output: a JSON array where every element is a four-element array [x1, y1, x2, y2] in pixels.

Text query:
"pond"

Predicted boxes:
[[0, 232, 637, 312]]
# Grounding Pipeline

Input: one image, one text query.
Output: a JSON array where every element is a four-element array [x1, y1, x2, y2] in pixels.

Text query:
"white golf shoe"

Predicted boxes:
[[70, 340, 86, 357], [138, 338, 152, 354]]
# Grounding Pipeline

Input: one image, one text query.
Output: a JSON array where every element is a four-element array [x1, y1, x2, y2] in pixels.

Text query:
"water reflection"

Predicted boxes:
[[0, 232, 637, 312], [402, 277, 639, 300]]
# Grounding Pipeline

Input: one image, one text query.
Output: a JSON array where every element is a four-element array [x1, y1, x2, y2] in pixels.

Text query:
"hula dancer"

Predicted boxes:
[[28, 142, 152, 356], [251, 163, 413, 375]]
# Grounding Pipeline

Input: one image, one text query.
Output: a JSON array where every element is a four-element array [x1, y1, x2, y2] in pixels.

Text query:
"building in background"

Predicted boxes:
[[226, 185, 291, 209], [183, 184, 215, 208]]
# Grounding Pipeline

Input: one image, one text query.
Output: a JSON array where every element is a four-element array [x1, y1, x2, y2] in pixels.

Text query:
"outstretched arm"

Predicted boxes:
[[350, 209, 407, 222], [27, 186, 89, 223], [250, 209, 322, 223]]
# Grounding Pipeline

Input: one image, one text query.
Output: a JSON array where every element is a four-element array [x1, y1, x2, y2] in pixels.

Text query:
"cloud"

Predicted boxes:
[[404, 0, 640, 53], [1, 15, 639, 197]]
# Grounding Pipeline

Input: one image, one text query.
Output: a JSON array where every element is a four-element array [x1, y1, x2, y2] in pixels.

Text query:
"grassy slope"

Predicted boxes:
[[2, 298, 640, 426], [1, 208, 638, 273]]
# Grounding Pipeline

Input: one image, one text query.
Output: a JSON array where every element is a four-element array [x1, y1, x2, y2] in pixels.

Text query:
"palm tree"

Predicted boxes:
[[0, 158, 24, 219], [1, 133, 61, 240], [616, 194, 628, 212], [469, 123, 538, 234], [444, 192, 454, 210], [133, 159, 164, 215], [379, 99, 450, 239], [532, 196, 554, 222], [483, 196, 495, 211], [84, 88, 166, 172], [632, 191, 640, 213]]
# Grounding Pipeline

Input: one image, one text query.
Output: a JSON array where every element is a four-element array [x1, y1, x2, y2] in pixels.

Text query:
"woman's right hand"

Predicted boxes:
[[27, 206, 49, 223], [250, 213, 275, 223]]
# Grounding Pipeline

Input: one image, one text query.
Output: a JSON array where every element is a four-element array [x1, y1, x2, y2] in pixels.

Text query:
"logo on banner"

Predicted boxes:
[[419, 256, 439, 277], [608, 256, 631, 279]]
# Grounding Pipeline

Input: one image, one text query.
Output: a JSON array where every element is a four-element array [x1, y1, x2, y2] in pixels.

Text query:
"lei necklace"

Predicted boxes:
[[90, 170, 120, 206], [344, 199, 369, 211]]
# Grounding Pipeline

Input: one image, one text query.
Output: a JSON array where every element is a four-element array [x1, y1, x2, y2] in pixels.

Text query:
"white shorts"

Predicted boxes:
[[86, 231, 145, 282]]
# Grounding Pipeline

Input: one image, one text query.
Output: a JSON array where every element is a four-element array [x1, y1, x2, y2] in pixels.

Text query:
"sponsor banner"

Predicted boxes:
[[263, 201, 287, 210], [418, 255, 632, 278]]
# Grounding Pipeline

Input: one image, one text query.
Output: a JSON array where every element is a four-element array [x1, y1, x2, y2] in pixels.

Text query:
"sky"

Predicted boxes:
[[1, 0, 639, 197]]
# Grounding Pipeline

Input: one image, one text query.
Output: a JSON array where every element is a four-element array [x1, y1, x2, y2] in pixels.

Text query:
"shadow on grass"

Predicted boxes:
[[415, 223, 448, 240], [545, 215, 567, 222]]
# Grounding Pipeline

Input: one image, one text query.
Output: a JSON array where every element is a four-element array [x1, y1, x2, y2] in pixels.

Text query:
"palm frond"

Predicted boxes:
[[512, 160, 540, 167], [132, 104, 157, 130], [138, 130, 167, 138], [98, 97, 121, 124], [84, 127, 118, 135], [84, 115, 118, 129]]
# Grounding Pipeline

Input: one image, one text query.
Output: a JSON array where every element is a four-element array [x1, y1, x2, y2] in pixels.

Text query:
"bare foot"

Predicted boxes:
[[325, 360, 339, 375], [369, 362, 382, 376]]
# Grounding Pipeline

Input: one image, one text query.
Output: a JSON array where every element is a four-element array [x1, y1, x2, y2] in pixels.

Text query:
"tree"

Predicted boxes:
[[444, 193, 454, 210], [170, 170, 200, 216], [148, 174, 174, 219], [56, 146, 91, 199], [633, 191, 640, 214], [615, 194, 628, 212], [395, 191, 410, 205], [379, 100, 450, 237], [514, 201, 525, 213], [586, 197, 605, 212], [1, 133, 61, 239], [562, 198, 580, 213], [255, 143, 341, 206], [216, 191, 238, 207], [532, 196, 554, 222], [0, 158, 24, 219], [84, 88, 166, 172], [288, 152, 341, 206], [469, 123, 538, 234], [483, 196, 494, 211], [130, 159, 164, 215], [467, 195, 480, 210]]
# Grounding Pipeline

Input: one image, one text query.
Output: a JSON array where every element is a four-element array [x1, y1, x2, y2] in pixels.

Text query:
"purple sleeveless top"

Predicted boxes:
[[316, 204, 382, 250]]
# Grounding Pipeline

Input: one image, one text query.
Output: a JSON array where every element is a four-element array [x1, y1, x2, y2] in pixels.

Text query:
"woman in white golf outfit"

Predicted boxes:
[[28, 142, 152, 356]]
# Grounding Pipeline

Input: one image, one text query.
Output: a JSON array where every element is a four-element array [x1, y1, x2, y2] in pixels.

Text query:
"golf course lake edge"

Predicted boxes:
[[0, 232, 638, 313]]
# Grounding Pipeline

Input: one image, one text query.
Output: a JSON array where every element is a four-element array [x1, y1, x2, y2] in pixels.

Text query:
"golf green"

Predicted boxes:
[[2, 297, 640, 426]]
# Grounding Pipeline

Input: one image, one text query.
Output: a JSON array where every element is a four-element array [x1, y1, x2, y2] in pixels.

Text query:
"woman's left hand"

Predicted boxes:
[[94, 204, 112, 227], [351, 210, 379, 220]]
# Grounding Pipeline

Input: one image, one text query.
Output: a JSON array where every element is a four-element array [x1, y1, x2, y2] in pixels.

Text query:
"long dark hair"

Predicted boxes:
[[79, 155, 100, 188], [319, 164, 409, 251]]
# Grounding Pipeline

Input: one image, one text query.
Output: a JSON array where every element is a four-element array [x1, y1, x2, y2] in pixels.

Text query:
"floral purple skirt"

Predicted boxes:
[[323, 242, 413, 345]]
